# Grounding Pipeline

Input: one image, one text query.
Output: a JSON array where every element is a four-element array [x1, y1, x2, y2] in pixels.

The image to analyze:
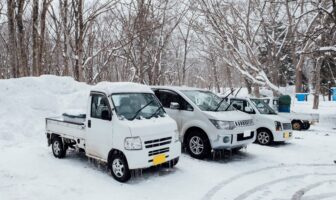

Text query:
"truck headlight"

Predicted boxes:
[[124, 137, 142, 150], [174, 130, 180, 142], [209, 119, 236, 130], [275, 121, 282, 131]]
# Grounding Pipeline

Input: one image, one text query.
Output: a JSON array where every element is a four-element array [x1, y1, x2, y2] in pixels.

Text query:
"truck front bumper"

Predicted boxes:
[[273, 130, 293, 142], [124, 141, 181, 170]]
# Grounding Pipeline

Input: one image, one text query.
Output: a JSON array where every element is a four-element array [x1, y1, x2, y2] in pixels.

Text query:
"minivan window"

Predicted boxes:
[[156, 90, 193, 111], [182, 90, 234, 112], [111, 93, 165, 120]]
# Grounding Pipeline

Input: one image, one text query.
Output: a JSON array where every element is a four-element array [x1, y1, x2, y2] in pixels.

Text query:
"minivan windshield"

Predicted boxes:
[[250, 99, 277, 115], [182, 90, 235, 112], [111, 93, 165, 120]]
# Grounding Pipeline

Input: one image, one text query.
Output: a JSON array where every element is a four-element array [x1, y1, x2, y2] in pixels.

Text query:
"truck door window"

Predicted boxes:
[[91, 94, 111, 120]]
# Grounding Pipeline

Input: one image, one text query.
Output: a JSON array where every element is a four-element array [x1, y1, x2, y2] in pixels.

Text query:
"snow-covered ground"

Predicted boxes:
[[1, 76, 336, 200]]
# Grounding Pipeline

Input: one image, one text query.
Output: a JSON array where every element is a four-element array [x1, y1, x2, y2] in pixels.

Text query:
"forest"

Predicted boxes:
[[0, 0, 335, 108]]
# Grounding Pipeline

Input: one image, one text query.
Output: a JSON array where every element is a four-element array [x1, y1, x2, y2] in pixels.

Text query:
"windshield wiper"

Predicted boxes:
[[214, 98, 226, 111], [130, 100, 154, 120], [148, 104, 164, 119]]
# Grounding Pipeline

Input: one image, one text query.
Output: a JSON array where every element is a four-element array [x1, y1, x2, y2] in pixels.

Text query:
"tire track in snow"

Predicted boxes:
[[233, 173, 336, 200], [291, 180, 336, 200], [201, 163, 336, 200]]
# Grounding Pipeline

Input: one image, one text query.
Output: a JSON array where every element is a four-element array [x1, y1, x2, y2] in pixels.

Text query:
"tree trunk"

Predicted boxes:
[[16, 0, 28, 77], [313, 58, 321, 109], [32, 0, 39, 76], [38, 0, 51, 75], [73, 0, 84, 81], [7, 0, 18, 78]]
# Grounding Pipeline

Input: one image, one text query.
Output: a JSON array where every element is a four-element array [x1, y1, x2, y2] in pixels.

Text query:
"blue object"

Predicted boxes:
[[278, 105, 290, 113], [332, 87, 336, 101], [296, 93, 309, 102]]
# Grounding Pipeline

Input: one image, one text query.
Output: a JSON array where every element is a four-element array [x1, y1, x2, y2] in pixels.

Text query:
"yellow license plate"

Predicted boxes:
[[153, 154, 166, 165], [284, 132, 289, 138]]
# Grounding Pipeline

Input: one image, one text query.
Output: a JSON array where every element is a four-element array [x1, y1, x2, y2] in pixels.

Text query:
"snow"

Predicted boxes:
[[93, 81, 154, 95], [1, 76, 336, 200]]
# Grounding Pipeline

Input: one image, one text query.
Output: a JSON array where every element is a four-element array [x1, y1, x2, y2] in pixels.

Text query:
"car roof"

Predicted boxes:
[[150, 85, 209, 92], [92, 82, 153, 95]]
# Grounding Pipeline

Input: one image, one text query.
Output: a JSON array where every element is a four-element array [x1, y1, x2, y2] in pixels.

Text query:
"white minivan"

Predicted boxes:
[[151, 86, 256, 159], [46, 82, 181, 182], [229, 98, 293, 145]]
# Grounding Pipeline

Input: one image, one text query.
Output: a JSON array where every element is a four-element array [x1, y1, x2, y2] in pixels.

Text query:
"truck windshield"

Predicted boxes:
[[182, 90, 235, 112], [250, 99, 277, 115], [111, 93, 165, 120]]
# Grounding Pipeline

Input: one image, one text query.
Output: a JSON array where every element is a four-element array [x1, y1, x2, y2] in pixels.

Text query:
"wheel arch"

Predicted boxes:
[[107, 148, 127, 167], [183, 126, 209, 146]]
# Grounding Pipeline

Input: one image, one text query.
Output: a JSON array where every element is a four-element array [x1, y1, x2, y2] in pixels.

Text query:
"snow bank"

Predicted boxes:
[[0, 75, 89, 143]]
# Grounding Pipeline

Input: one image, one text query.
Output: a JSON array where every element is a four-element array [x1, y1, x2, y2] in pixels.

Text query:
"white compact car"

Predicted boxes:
[[229, 98, 293, 145], [151, 86, 256, 159], [45, 82, 181, 182]]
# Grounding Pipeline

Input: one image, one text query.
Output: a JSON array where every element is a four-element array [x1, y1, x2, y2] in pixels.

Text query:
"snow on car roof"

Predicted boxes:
[[151, 85, 209, 92], [92, 82, 153, 95]]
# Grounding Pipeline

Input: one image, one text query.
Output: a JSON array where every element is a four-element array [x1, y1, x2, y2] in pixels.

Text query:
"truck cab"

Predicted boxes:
[[229, 97, 293, 145], [46, 82, 181, 182], [151, 86, 256, 159]]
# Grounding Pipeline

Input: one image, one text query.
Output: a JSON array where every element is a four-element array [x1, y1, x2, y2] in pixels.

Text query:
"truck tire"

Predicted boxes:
[[256, 129, 273, 145], [52, 137, 66, 158], [302, 121, 310, 130], [163, 157, 179, 168], [292, 120, 303, 130], [186, 131, 211, 159], [110, 154, 131, 183]]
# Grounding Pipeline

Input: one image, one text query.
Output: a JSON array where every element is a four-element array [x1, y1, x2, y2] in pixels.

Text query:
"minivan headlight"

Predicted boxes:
[[124, 137, 142, 150], [209, 119, 236, 130]]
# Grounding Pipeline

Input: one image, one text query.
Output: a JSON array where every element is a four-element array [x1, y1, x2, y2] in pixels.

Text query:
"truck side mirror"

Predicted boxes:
[[101, 110, 111, 120], [170, 102, 180, 110]]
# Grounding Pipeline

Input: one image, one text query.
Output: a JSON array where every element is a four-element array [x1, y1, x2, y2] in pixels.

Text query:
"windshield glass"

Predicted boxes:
[[111, 93, 165, 120], [182, 90, 235, 112], [250, 99, 277, 114]]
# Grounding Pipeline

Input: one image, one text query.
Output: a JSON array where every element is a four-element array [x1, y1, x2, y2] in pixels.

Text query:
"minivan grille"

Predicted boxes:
[[148, 147, 169, 156], [145, 137, 172, 148], [235, 119, 254, 127], [282, 123, 292, 130]]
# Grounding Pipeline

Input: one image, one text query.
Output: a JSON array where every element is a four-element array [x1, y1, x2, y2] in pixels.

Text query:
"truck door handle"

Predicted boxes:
[[88, 120, 91, 128]]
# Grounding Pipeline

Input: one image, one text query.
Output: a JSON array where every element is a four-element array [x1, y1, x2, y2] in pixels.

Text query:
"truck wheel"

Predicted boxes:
[[186, 131, 211, 159], [110, 154, 131, 183], [292, 120, 303, 130], [302, 121, 310, 130], [163, 157, 179, 168], [256, 129, 273, 145], [52, 137, 66, 158]]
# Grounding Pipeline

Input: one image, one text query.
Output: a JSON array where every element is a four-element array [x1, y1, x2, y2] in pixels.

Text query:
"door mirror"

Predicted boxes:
[[170, 102, 180, 110], [101, 110, 111, 120], [245, 106, 255, 114]]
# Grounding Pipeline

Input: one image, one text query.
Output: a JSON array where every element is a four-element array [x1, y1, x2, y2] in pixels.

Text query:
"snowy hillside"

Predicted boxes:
[[1, 76, 336, 200]]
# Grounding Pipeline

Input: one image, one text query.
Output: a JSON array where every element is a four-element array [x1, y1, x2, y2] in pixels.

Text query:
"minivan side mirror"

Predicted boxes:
[[170, 102, 180, 110]]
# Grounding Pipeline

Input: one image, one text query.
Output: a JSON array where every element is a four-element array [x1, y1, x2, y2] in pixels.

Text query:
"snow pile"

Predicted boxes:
[[0, 75, 89, 143]]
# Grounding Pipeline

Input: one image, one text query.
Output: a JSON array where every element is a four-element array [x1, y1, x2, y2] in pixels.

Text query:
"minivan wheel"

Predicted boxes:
[[110, 154, 131, 183], [186, 131, 211, 159], [256, 129, 273, 145], [302, 121, 310, 130], [52, 137, 66, 158]]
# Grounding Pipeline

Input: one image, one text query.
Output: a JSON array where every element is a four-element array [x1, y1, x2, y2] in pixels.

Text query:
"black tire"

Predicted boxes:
[[110, 153, 131, 183], [186, 131, 211, 159], [256, 129, 273, 145], [302, 121, 310, 130], [52, 137, 66, 158], [163, 157, 179, 168], [292, 120, 303, 130]]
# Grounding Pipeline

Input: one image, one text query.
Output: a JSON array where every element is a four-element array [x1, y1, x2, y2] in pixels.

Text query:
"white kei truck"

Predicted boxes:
[[229, 98, 293, 145], [45, 82, 181, 182], [151, 86, 256, 159]]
